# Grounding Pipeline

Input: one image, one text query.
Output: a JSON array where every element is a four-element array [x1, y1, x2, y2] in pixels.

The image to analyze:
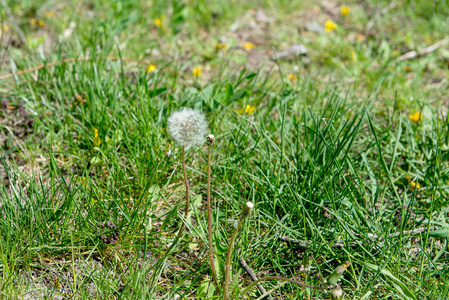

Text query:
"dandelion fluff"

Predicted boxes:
[[168, 108, 208, 148]]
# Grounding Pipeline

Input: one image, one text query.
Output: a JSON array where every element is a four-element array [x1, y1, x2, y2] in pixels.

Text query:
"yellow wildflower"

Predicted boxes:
[[409, 111, 422, 123], [2, 24, 9, 32], [216, 43, 227, 51], [325, 19, 338, 33], [93, 128, 101, 146], [405, 176, 411, 182], [236, 105, 256, 115], [244, 42, 255, 51], [146, 64, 157, 72], [192, 66, 202, 77], [288, 73, 297, 82], [81, 177, 89, 189], [341, 6, 350, 16], [38, 20, 45, 26], [45, 11, 55, 17], [154, 16, 164, 28], [410, 181, 421, 190], [30, 18, 37, 25]]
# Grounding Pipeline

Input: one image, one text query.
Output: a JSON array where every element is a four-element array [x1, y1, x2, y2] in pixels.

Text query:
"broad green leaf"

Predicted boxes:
[[428, 228, 449, 238], [224, 83, 234, 103], [197, 276, 215, 298], [149, 87, 167, 98]]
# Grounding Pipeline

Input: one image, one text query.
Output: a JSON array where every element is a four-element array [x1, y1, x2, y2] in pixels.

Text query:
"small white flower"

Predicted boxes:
[[168, 108, 208, 148]]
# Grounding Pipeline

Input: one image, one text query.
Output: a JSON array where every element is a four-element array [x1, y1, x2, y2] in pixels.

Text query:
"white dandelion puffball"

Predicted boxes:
[[168, 108, 208, 148]]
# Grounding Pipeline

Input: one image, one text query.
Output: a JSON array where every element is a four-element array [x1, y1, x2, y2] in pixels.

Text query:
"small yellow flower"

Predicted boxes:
[[341, 6, 350, 17], [236, 105, 256, 115], [81, 177, 89, 189], [409, 111, 422, 123], [30, 18, 37, 25], [93, 128, 101, 146], [154, 16, 164, 28], [287, 73, 297, 82], [38, 20, 45, 26], [45, 11, 55, 17], [216, 43, 227, 51], [192, 66, 202, 77], [405, 176, 411, 182], [244, 42, 255, 51], [325, 19, 338, 33], [146, 64, 157, 72], [410, 181, 421, 190], [2, 24, 9, 32]]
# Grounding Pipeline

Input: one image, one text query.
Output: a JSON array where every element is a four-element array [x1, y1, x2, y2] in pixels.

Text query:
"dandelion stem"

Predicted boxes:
[[177, 145, 190, 236], [206, 142, 219, 290], [223, 217, 244, 300], [223, 202, 253, 300]]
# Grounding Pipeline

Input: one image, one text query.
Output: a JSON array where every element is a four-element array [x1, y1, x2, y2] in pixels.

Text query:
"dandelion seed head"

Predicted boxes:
[[168, 108, 208, 148]]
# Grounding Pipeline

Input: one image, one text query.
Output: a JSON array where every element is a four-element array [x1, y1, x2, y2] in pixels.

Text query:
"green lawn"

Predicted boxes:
[[1, 0, 448, 299]]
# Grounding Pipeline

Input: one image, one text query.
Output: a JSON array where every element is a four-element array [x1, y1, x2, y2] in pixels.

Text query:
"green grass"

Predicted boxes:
[[1, 0, 449, 298]]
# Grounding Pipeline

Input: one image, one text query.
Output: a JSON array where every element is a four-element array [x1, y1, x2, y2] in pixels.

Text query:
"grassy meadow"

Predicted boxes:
[[1, 0, 449, 298]]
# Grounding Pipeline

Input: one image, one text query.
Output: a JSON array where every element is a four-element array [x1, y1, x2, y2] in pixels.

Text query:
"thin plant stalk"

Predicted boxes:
[[223, 202, 253, 300], [177, 145, 190, 236], [206, 141, 219, 289]]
